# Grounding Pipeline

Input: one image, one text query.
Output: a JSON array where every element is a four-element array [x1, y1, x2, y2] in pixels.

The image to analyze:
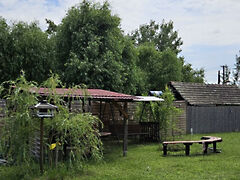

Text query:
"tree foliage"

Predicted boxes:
[[131, 20, 183, 54], [0, 18, 56, 84], [0, 0, 205, 94], [136, 44, 182, 91], [132, 20, 204, 92], [0, 17, 12, 83], [182, 62, 205, 83], [55, 1, 137, 93]]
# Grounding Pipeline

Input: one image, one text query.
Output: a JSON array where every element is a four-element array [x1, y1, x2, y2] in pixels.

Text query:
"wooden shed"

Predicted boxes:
[[169, 81, 240, 134]]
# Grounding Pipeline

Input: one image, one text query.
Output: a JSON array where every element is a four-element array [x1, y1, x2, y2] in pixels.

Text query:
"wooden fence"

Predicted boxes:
[[108, 122, 159, 142], [139, 122, 159, 142]]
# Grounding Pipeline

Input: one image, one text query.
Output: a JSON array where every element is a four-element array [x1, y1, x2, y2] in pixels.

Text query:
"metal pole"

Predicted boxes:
[[218, 70, 221, 84], [40, 117, 44, 174], [222, 65, 225, 84]]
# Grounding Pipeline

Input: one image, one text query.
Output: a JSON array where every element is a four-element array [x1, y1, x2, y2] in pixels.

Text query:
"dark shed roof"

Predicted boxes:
[[30, 88, 137, 101], [169, 81, 240, 105]]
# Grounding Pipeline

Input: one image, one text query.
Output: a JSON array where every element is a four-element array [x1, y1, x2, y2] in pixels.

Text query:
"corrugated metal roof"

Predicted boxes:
[[169, 81, 240, 105], [134, 96, 164, 102], [30, 87, 137, 100]]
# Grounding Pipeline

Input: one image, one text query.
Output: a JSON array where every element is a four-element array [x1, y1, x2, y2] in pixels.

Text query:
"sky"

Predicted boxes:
[[0, 0, 240, 83]]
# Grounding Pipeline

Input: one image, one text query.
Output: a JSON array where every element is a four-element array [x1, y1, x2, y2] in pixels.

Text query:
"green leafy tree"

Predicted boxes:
[[0, 17, 15, 83], [132, 20, 204, 93], [131, 20, 183, 54], [182, 62, 205, 83], [10, 22, 56, 83], [0, 19, 56, 84], [45, 19, 57, 35], [121, 37, 139, 94], [55, 1, 137, 93], [136, 43, 182, 91], [136, 43, 159, 92]]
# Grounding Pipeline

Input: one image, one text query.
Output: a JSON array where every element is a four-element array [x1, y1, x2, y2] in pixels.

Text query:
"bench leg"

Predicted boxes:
[[203, 143, 209, 154], [184, 144, 191, 156], [163, 144, 167, 156], [213, 142, 217, 153]]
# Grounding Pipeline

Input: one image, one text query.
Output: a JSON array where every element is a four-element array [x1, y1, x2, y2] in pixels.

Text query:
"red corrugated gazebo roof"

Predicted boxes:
[[30, 87, 137, 101]]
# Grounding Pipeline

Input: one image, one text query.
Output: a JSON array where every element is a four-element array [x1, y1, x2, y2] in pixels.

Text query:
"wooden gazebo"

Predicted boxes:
[[30, 87, 138, 156]]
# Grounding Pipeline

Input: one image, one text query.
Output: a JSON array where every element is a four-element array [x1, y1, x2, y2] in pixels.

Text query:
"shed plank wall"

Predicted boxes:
[[187, 106, 240, 134], [173, 101, 187, 134]]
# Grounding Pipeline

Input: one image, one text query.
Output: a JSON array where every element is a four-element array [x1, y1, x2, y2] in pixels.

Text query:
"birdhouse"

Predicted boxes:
[[33, 100, 58, 118]]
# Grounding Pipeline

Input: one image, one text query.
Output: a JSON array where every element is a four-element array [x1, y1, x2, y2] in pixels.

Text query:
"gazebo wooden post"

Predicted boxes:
[[99, 100, 102, 120], [88, 99, 92, 112], [99, 100, 103, 131], [123, 102, 128, 157], [82, 99, 85, 113]]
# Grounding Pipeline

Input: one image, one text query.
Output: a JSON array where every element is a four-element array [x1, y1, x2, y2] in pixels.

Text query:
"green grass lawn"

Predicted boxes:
[[77, 132, 240, 180], [1, 132, 240, 179]]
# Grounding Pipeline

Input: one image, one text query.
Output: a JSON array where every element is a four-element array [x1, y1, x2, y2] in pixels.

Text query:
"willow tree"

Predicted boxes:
[[0, 73, 103, 170]]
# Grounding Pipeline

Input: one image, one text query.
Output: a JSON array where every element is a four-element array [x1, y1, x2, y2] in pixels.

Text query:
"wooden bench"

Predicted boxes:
[[162, 136, 222, 156]]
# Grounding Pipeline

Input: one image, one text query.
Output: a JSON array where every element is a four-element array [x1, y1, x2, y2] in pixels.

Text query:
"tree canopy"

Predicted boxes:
[[131, 20, 183, 54], [0, 0, 205, 94], [131, 20, 204, 92], [55, 1, 137, 94], [0, 18, 55, 84], [136, 44, 182, 91]]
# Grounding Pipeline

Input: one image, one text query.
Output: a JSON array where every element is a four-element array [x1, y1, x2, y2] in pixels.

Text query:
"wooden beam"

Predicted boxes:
[[88, 99, 92, 112], [82, 99, 85, 113], [123, 102, 128, 157], [99, 100, 102, 120]]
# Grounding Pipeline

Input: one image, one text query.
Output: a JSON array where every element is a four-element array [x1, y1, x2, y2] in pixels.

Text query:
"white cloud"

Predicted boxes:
[[0, 0, 18, 6], [109, 0, 240, 47], [0, 0, 81, 29], [1, 0, 239, 47]]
